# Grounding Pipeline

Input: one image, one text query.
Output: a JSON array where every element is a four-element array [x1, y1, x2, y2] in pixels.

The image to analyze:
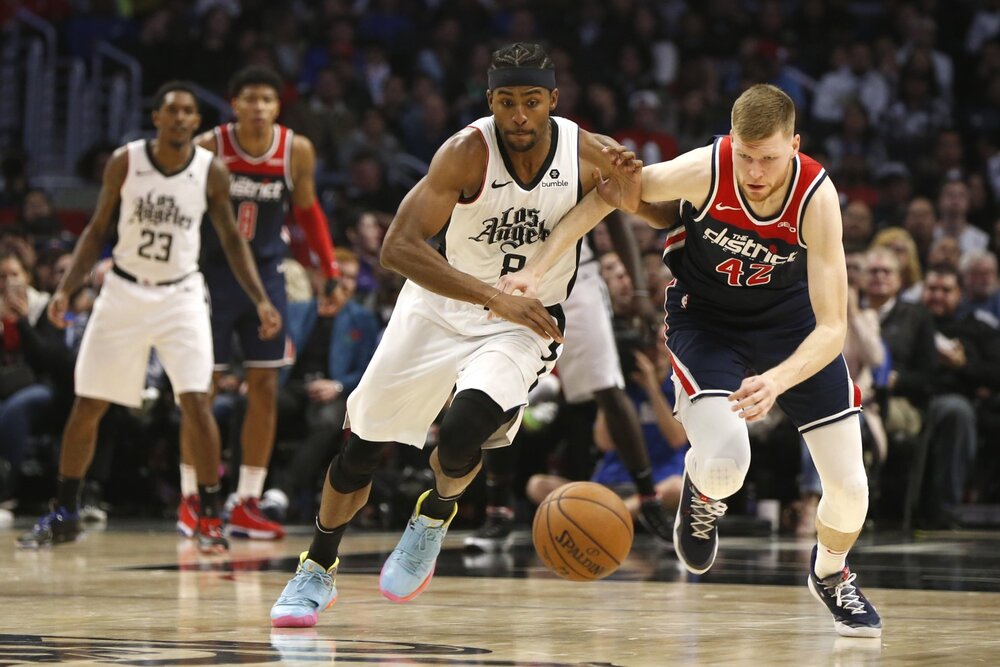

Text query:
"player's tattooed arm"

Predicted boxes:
[[49, 148, 127, 327], [205, 157, 282, 339]]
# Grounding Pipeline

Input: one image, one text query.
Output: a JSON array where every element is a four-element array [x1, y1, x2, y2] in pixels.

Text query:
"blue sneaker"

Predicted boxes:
[[270, 552, 338, 628], [17, 506, 81, 548], [673, 471, 727, 574], [379, 490, 457, 602], [808, 545, 882, 638]]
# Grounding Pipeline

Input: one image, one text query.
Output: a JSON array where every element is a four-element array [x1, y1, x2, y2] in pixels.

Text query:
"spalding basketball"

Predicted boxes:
[[532, 481, 634, 581]]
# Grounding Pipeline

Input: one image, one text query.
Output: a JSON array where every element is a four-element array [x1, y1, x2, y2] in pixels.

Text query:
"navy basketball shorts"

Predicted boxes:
[[664, 282, 860, 433], [204, 257, 289, 370]]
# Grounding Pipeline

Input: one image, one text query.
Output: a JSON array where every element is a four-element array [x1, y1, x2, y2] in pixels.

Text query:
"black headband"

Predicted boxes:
[[488, 67, 556, 90]]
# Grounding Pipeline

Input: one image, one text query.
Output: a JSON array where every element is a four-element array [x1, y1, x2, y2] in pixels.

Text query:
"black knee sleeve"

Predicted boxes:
[[328, 434, 390, 493], [437, 389, 514, 479]]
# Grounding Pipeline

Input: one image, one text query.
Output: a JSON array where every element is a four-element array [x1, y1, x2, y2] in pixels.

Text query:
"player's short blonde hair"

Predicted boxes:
[[731, 84, 795, 142]]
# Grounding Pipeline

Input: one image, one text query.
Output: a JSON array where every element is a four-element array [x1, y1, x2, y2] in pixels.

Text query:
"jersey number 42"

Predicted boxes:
[[715, 258, 773, 287]]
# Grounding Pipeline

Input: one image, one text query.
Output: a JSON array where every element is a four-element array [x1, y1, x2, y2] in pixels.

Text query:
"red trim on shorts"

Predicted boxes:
[[669, 351, 697, 397]]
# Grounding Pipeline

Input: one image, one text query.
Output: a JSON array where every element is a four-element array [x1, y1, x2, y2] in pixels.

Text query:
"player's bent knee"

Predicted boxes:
[[328, 434, 389, 493], [817, 473, 869, 534], [694, 457, 747, 500], [435, 389, 508, 478], [438, 420, 483, 479]]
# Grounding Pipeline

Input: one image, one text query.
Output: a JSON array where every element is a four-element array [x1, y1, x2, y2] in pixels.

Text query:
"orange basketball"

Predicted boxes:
[[532, 481, 634, 581]]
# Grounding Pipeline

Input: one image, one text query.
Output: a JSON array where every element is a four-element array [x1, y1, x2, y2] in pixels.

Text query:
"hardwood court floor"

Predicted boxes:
[[2, 521, 999, 666]]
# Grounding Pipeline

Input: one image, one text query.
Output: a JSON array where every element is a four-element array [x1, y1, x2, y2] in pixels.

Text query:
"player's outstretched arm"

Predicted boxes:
[[205, 157, 281, 339], [49, 148, 127, 328], [380, 130, 562, 341], [729, 178, 848, 421], [289, 135, 342, 298]]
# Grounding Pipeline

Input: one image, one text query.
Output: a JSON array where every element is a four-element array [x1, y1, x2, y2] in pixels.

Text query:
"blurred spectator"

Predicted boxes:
[[272, 251, 379, 519], [599, 252, 634, 318], [882, 53, 952, 165], [812, 42, 891, 127], [959, 250, 1000, 325], [339, 107, 401, 172], [187, 6, 241, 94], [614, 91, 679, 166], [871, 227, 924, 303], [342, 151, 403, 213], [919, 264, 1000, 527], [343, 209, 388, 306], [865, 247, 935, 440], [928, 235, 963, 269], [936, 179, 990, 257], [0, 243, 48, 326], [823, 99, 888, 176], [285, 67, 359, 171], [903, 196, 937, 267], [966, 173, 995, 231], [401, 92, 451, 164], [871, 162, 913, 229], [843, 200, 876, 249], [10, 189, 62, 248]]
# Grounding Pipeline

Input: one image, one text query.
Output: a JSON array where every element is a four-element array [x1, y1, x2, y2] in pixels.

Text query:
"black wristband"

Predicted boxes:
[[324, 277, 339, 296]]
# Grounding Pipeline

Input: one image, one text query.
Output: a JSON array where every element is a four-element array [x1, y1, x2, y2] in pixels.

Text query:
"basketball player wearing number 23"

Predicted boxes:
[[17, 83, 281, 555], [500, 84, 882, 638], [269, 42, 638, 628]]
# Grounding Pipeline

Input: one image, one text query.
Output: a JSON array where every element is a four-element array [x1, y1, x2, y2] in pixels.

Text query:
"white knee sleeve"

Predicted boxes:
[[803, 416, 869, 533], [675, 394, 750, 500]]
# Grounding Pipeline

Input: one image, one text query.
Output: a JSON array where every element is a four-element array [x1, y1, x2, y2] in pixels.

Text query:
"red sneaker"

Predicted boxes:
[[197, 516, 229, 554], [176, 495, 200, 538], [227, 497, 286, 540]]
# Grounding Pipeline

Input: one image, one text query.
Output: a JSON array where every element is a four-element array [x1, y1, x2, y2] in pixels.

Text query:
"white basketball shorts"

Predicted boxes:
[[75, 270, 213, 407], [345, 281, 562, 449], [557, 261, 624, 403]]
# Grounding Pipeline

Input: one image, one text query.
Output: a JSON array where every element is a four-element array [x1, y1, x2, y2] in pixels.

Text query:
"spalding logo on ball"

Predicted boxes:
[[532, 481, 634, 581]]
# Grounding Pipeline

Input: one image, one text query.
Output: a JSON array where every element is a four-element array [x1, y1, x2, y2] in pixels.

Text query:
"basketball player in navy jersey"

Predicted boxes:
[[269, 42, 638, 628], [177, 67, 342, 541], [17, 82, 281, 554], [500, 84, 882, 638]]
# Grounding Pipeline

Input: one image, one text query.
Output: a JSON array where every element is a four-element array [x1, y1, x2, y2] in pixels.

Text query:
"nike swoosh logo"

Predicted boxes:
[[491, 179, 513, 189], [715, 203, 741, 211]]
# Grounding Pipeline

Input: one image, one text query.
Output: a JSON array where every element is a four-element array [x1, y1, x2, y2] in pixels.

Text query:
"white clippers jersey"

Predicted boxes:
[[113, 140, 213, 283], [448, 115, 583, 307]]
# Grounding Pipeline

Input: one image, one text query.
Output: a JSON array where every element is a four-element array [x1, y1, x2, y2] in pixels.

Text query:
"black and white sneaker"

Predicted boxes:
[[673, 472, 727, 574], [808, 545, 882, 638], [464, 506, 514, 552], [636, 496, 673, 545]]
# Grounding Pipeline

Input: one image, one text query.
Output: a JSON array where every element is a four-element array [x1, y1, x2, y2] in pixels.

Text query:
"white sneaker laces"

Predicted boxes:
[[689, 495, 727, 540], [828, 571, 867, 615]]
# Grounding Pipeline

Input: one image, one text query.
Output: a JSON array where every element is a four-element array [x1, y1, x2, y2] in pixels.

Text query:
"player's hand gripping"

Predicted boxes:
[[484, 289, 563, 343], [729, 373, 782, 422], [595, 146, 642, 213], [496, 266, 542, 300], [47, 290, 70, 329], [256, 301, 283, 340]]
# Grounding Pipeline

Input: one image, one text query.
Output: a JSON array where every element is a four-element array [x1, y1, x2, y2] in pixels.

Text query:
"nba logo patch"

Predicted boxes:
[[681, 294, 689, 309]]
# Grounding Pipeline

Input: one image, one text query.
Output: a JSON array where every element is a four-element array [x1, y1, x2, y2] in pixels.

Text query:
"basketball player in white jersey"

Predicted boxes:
[[17, 82, 281, 555], [270, 42, 637, 628]]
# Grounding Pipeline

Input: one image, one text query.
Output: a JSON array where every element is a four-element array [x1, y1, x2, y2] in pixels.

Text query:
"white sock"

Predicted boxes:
[[180, 464, 198, 498], [237, 465, 267, 500], [814, 542, 848, 579]]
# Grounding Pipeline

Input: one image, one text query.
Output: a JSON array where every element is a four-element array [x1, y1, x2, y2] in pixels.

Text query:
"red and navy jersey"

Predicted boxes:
[[663, 135, 827, 317], [202, 122, 294, 263]]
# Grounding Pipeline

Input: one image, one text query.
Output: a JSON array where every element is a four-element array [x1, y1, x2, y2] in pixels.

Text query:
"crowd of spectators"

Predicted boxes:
[[2, 0, 1000, 531]]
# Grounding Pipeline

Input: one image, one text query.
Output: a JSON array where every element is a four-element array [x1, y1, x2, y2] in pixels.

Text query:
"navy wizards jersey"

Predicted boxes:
[[663, 135, 827, 320], [202, 122, 294, 264]]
